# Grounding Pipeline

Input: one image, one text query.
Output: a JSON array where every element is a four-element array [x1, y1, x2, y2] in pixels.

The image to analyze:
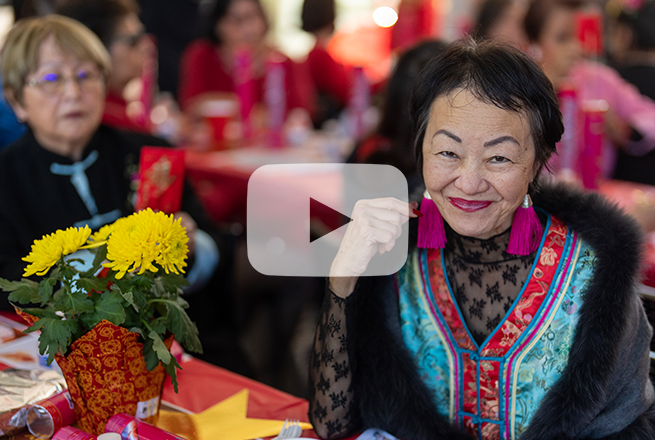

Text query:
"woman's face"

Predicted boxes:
[[13, 35, 105, 157], [487, 3, 528, 49], [108, 13, 150, 93], [535, 6, 581, 88], [215, 0, 267, 49], [422, 89, 537, 240]]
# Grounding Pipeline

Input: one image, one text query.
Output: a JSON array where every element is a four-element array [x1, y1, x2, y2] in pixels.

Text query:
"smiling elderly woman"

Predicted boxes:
[[309, 40, 655, 440]]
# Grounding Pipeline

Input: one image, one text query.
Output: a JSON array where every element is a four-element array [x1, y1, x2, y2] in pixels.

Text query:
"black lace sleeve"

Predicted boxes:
[[308, 285, 361, 439]]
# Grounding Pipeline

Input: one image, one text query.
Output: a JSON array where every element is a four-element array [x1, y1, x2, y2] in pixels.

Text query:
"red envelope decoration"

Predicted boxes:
[[135, 147, 185, 213]]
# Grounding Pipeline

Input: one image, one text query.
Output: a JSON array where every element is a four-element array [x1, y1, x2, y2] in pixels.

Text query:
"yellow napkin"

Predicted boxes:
[[158, 389, 313, 440]]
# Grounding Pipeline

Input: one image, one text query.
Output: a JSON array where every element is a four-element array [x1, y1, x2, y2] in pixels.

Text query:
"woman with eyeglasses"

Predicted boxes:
[[57, 0, 151, 132], [0, 16, 255, 376]]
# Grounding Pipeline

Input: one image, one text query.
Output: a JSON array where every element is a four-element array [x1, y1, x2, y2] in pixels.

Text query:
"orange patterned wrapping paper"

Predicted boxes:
[[54, 320, 169, 435]]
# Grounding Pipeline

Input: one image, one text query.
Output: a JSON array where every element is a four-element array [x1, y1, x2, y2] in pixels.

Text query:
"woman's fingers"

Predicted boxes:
[[363, 197, 419, 223], [329, 198, 417, 297], [358, 213, 403, 241]]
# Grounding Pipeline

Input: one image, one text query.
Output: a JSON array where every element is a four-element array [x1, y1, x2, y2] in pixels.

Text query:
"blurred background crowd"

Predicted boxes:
[[1, 0, 655, 399]]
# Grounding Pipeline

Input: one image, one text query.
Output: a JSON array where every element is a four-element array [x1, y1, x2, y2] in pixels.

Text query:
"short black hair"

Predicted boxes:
[[410, 39, 563, 190], [56, 0, 139, 48], [301, 0, 335, 34]]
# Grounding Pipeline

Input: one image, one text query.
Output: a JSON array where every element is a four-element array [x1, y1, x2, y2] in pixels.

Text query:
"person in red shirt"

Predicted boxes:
[[58, 0, 152, 133], [178, 0, 308, 116], [350, 40, 447, 183], [300, 0, 351, 127]]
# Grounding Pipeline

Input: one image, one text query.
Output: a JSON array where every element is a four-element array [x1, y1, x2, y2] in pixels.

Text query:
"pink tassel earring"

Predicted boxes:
[[418, 190, 447, 249], [507, 194, 542, 255]]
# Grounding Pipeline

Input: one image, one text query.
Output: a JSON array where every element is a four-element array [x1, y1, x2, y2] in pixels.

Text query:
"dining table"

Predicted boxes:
[[183, 134, 352, 229], [0, 311, 320, 440]]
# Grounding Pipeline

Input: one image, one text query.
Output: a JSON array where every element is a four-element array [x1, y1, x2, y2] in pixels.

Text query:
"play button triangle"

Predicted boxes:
[[310, 197, 351, 243]]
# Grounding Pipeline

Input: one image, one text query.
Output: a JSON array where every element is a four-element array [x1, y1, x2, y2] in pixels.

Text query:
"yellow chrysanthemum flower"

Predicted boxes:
[[157, 217, 188, 275], [88, 223, 115, 243], [103, 209, 188, 279], [23, 226, 92, 277]]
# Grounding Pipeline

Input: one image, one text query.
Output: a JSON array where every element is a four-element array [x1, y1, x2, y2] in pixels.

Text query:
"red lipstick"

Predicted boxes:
[[449, 197, 492, 212]]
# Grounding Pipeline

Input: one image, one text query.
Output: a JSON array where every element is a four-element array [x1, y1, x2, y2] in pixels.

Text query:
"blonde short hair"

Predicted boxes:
[[1, 15, 111, 103]]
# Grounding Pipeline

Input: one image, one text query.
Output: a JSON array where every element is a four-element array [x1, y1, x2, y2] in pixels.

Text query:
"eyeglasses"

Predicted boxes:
[[25, 69, 105, 95], [112, 31, 147, 48]]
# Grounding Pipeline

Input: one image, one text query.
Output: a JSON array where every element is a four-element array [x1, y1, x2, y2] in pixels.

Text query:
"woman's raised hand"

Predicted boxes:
[[329, 198, 419, 297]]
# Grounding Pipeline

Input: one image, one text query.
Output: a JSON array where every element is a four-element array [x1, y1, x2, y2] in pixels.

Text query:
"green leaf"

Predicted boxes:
[[175, 296, 189, 309], [49, 267, 60, 280], [148, 330, 171, 364], [59, 264, 78, 280], [0, 278, 25, 291], [131, 275, 153, 290], [52, 287, 65, 302], [117, 289, 139, 312], [28, 317, 79, 364], [129, 327, 144, 338], [17, 307, 46, 319], [159, 274, 189, 294], [164, 354, 181, 393], [4, 279, 40, 304], [54, 290, 94, 315], [37, 279, 55, 306], [101, 291, 127, 320], [130, 288, 147, 310], [84, 290, 126, 328], [142, 332, 181, 393], [75, 277, 109, 294], [165, 301, 202, 354], [142, 336, 160, 371], [149, 318, 166, 335]]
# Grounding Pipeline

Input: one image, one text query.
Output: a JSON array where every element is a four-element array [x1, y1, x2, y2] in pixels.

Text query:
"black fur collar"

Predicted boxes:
[[522, 183, 649, 439]]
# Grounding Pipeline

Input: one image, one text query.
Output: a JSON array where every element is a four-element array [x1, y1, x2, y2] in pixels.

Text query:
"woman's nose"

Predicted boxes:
[[454, 161, 487, 195], [61, 76, 83, 99]]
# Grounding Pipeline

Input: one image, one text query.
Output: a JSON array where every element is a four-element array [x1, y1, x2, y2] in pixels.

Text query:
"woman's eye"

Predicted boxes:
[[438, 151, 458, 159], [490, 155, 510, 163], [42, 73, 60, 83]]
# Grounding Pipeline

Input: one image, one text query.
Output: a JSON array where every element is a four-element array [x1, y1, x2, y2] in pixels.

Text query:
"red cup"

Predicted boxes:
[[198, 99, 239, 150]]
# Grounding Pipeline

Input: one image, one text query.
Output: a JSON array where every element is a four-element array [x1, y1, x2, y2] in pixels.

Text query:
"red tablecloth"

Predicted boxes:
[[162, 357, 310, 422]]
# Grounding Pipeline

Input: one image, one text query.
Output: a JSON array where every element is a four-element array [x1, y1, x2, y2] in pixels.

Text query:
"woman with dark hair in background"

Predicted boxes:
[[351, 39, 447, 182], [473, 0, 527, 48], [57, 0, 153, 132], [300, 0, 351, 128], [178, 0, 308, 115], [607, 0, 655, 185], [609, 0, 655, 100], [523, 0, 655, 182]]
